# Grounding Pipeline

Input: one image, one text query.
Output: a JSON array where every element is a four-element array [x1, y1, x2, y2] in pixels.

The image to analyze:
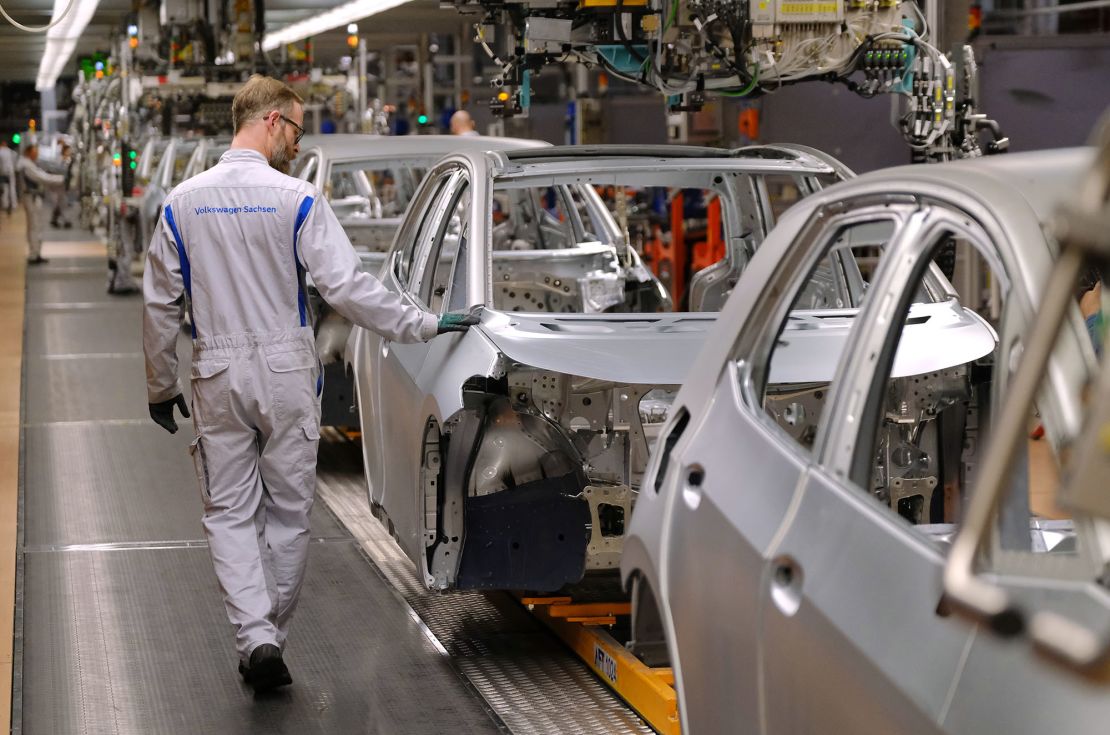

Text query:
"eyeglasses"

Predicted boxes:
[[278, 114, 305, 144]]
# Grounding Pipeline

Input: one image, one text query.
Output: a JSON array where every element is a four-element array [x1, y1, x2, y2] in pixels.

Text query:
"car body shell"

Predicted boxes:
[[290, 134, 549, 425], [348, 144, 853, 591], [294, 134, 550, 266], [122, 136, 206, 257], [621, 147, 1110, 733]]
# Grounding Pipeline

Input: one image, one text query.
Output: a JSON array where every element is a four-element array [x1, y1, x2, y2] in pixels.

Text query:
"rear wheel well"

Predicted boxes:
[[627, 572, 671, 668]]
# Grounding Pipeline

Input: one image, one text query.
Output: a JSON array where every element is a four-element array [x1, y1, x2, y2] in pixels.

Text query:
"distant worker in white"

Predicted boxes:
[[17, 142, 63, 265], [142, 75, 479, 693], [0, 140, 17, 213]]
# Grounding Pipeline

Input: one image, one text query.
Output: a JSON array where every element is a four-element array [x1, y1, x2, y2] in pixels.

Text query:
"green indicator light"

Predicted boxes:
[[12, 133, 20, 144], [130, 161, 137, 169], [129, 150, 137, 159], [417, 114, 428, 125]]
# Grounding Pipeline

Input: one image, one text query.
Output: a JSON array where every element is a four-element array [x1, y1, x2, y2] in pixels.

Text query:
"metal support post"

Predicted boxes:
[[359, 39, 368, 133]]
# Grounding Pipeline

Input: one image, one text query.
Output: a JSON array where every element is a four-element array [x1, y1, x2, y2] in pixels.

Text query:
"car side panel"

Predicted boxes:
[[761, 467, 969, 734], [373, 333, 432, 562], [662, 366, 806, 732], [943, 628, 1110, 732]]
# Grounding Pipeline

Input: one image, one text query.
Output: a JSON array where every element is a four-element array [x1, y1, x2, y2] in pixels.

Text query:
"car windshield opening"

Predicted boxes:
[[490, 166, 833, 316]]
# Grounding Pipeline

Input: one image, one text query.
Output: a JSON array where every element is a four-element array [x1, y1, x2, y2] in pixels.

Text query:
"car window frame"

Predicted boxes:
[[414, 179, 472, 313], [816, 198, 1110, 603], [818, 205, 1008, 485], [734, 201, 915, 464], [153, 140, 177, 190], [292, 151, 321, 187], [405, 168, 466, 302], [169, 141, 200, 186], [389, 164, 459, 291]]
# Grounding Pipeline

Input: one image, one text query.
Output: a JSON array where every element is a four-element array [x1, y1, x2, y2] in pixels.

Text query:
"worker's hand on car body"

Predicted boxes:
[[437, 305, 483, 335], [149, 393, 191, 434]]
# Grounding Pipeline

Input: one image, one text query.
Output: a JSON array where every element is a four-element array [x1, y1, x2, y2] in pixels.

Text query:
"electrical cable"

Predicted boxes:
[[664, 0, 678, 31], [0, 0, 76, 33], [615, 0, 646, 64], [719, 64, 759, 96]]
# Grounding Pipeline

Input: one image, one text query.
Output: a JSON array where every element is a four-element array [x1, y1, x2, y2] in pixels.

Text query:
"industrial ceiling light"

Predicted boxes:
[[261, 0, 410, 51], [35, 0, 101, 90]]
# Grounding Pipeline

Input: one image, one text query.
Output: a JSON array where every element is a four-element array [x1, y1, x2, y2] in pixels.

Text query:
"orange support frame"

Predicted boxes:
[[690, 197, 724, 274], [519, 596, 681, 734]]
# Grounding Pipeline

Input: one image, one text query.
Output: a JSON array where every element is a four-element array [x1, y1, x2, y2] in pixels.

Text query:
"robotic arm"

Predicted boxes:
[[452, 0, 1008, 161]]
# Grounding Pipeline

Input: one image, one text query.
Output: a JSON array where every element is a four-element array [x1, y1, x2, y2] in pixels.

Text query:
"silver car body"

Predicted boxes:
[[290, 134, 548, 425], [181, 137, 230, 181], [349, 144, 851, 592], [122, 137, 203, 257], [622, 148, 1109, 733], [294, 134, 549, 265]]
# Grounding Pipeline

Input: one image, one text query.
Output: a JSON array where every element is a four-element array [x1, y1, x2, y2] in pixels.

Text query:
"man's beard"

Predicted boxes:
[[268, 142, 293, 174]]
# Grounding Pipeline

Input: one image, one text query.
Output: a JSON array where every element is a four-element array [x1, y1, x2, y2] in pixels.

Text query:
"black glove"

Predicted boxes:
[[437, 305, 483, 335], [149, 394, 191, 434]]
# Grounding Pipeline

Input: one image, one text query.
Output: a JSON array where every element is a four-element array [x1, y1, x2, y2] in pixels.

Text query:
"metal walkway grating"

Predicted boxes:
[[16, 253, 501, 735], [316, 436, 653, 735]]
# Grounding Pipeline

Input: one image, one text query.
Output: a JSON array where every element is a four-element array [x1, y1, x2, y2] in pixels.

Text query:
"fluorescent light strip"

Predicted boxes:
[[36, 0, 100, 90], [262, 0, 410, 51]]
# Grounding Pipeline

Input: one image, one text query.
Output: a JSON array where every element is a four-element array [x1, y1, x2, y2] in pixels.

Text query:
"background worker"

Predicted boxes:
[[449, 109, 479, 136], [0, 140, 16, 214], [17, 142, 63, 265], [50, 141, 74, 229], [142, 75, 478, 694]]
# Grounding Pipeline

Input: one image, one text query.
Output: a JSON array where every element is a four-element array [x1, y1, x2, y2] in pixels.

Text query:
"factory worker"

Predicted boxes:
[[0, 140, 16, 213], [142, 75, 479, 693], [17, 142, 63, 265]]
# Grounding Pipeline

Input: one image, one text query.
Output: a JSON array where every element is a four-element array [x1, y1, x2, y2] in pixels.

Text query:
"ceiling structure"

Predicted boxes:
[[0, 0, 469, 84]]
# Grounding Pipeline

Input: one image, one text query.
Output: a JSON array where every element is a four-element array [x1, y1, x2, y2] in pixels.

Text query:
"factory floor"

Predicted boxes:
[[0, 208, 652, 735]]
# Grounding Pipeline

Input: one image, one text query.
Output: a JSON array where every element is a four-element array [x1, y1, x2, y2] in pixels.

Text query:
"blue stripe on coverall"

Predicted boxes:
[[163, 204, 197, 339], [291, 196, 322, 397], [292, 196, 314, 328]]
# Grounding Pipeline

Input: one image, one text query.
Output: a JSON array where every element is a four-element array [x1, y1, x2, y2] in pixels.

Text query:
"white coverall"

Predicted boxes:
[[16, 156, 63, 261], [0, 146, 16, 212], [143, 148, 437, 661]]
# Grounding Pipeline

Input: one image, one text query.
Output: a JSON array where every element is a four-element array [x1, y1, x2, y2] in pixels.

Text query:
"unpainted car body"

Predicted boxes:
[[121, 136, 205, 264], [182, 137, 230, 181], [348, 144, 851, 592], [290, 134, 548, 425], [622, 147, 1110, 733], [293, 134, 549, 265]]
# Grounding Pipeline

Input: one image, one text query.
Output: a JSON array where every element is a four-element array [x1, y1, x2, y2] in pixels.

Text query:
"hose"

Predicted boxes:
[[0, 0, 76, 33]]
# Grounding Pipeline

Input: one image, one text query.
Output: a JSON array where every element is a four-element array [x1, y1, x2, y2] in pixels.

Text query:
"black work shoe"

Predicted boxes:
[[240, 644, 292, 693], [108, 284, 139, 296]]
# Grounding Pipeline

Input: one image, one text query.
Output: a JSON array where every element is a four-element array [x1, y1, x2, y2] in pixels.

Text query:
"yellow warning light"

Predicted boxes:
[[96, 70, 104, 79], [497, 90, 510, 102], [347, 34, 358, 48], [28, 119, 36, 131], [129, 37, 139, 49]]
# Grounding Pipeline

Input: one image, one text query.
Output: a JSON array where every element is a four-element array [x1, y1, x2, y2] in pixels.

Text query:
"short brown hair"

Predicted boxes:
[[231, 74, 304, 134]]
